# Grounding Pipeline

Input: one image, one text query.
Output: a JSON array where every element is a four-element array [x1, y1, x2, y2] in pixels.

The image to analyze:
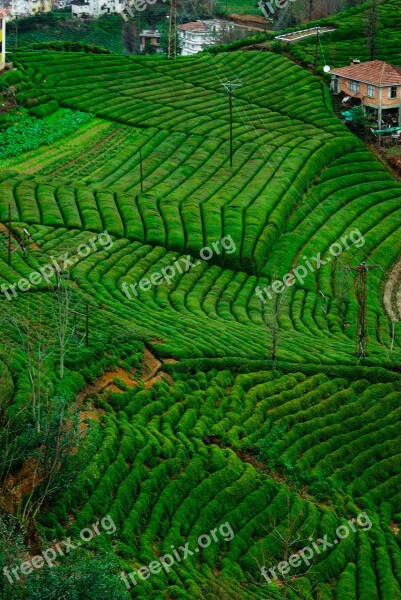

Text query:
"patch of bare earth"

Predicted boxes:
[[77, 366, 138, 400], [78, 350, 175, 401], [1, 459, 39, 513], [384, 257, 401, 322], [391, 522, 400, 535]]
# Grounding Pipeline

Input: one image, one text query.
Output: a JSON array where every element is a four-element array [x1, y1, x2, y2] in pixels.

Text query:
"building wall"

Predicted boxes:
[[0, 17, 5, 70], [337, 77, 401, 107], [180, 31, 214, 56], [11, 0, 52, 16], [72, 0, 125, 17]]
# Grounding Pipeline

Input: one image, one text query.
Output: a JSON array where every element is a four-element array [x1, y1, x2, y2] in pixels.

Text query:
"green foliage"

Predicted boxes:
[[0, 109, 93, 158], [29, 99, 60, 118]]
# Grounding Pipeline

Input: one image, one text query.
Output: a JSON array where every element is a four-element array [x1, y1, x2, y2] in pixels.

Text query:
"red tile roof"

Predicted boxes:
[[179, 21, 209, 31], [330, 60, 401, 86]]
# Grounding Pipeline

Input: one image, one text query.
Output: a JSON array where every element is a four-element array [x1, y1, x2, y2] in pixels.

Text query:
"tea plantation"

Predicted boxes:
[[1, 8, 401, 598]]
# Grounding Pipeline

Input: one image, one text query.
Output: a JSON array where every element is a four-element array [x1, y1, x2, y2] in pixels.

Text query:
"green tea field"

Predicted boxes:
[[1, 2, 401, 598]]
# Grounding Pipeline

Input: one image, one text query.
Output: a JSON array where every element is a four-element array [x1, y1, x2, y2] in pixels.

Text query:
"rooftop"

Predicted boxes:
[[179, 21, 209, 32], [330, 60, 401, 86]]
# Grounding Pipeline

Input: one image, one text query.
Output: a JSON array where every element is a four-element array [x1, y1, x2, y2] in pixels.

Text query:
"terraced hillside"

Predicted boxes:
[[1, 43, 401, 600], [283, 0, 401, 71], [6, 15, 125, 53], [3, 50, 401, 364], [33, 361, 401, 599]]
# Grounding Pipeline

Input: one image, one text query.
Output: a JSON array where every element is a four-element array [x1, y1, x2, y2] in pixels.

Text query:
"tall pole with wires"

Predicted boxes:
[[8, 203, 11, 266], [168, 0, 177, 59], [314, 26, 321, 75], [139, 148, 144, 193], [221, 81, 242, 168], [345, 261, 380, 358]]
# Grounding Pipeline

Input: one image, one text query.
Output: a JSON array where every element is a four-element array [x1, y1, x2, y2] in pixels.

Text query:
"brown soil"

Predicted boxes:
[[79, 409, 103, 436], [390, 522, 400, 535], [229, 13, 272, 31], [77, 366, 138, 401], [77, 349, 174, 400], [144, 371, 174, 389], [142, 348, 162, 381], [1, 459, 40, 513], [0, 222, 40, 251], [98, 366, 138, 388]]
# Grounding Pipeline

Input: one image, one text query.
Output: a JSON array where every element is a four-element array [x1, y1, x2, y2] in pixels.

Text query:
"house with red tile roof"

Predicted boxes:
[[330, 60, 401, 125]]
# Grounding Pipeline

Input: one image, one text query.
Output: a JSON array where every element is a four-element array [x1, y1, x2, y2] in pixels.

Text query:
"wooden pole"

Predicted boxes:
[[86, 303, 89, 347], [168, 0, 173, 58], [229, 88, 233, 168], [221, 81, 241, 168], [8, 203, 11, 266], [139, 148, 143, 193], [314, 27, 320, 75], [345, 261, 380, 358]]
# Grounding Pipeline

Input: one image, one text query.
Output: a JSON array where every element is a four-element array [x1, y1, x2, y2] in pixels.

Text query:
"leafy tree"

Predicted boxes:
[[122, 21, 136, 54], [346, 106, 371, 138], [24, 551, 130, 600]]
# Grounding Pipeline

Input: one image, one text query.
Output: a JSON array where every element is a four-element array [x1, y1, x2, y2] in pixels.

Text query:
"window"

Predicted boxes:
[[389, 86, 398, 98], [367, 84, 375, 98], [350, 80, 360, 93]]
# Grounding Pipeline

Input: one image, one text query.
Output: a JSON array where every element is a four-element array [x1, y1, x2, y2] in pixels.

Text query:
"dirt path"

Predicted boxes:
[[77, 349, 176, 400], [384, 257, 401, 322]]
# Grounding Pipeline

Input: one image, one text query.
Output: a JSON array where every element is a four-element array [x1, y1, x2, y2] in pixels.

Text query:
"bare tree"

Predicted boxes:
[[123, 20, 137, 54], [364, 0, 381, 60], [251, 493, 315, 598]]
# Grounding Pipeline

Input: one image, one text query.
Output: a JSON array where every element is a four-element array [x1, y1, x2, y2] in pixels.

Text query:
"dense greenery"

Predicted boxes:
[[279, 0, 401, 71], [1, 3, 401, 598], [0, 110, 93, 158]]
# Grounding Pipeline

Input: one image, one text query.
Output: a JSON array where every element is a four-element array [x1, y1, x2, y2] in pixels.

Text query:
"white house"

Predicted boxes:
[[179, 20, 232, 56], [10, 0, 52, 16], [72, 0, 125, 17], [0, 9, 9, 70]]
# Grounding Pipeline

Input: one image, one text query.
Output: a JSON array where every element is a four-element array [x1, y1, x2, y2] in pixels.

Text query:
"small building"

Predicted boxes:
[[72, 0, 125, 17], [179, 20, 232, 56], [330, 60, 401, 126], [140, 30, 161, 53], [10, 0, 52, 16], [0, 10, 8, 71]]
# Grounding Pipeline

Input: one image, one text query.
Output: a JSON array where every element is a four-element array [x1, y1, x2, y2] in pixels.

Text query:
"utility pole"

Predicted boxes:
[[221, 81, 242, 168], [314, 26, 321, 75], [86, 303, 89, 347], [345, 261, 380, 358], [168, 0, 177, 59], [139, 148, 144, 193], [8, 203, 11, 266], [271, 292, 279, 365]]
